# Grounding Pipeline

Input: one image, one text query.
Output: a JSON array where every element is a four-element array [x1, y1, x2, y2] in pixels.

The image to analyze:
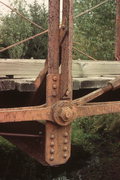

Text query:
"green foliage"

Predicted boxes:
[[0, 0, 116, 60], [25, 1, 48, 59], [0, 0, 48, 59], [0, 0, 32, 58], [72, 113, 120, 154], [73, 0, 116, 60]]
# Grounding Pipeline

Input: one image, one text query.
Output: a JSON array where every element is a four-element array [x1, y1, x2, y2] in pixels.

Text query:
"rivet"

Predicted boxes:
[[53, 84, 57, 89], [50, 141, 55, 147], [63, 154, 67, 159], [53, 76, 57, 81], [64, 139, 68, 144], [50, 156, 54, 161], [50, 134, 55, 139], [63, 146, 68, 152], [64, 132, 69, 137], [50, 148, 55, 154]]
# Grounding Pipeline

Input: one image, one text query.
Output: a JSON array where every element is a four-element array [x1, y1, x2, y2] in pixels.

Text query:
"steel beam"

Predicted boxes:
[[0, 105, 52, 123]]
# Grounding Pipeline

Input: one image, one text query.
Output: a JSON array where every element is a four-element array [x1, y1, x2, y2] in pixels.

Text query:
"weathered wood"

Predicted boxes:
[[73, 77, 115, 90], [0, 80, 15, 91], [0, 59, 120, 78], [73, 60, 120, 77], [0, 59, 120, 91], [0, 59, 45, 79]]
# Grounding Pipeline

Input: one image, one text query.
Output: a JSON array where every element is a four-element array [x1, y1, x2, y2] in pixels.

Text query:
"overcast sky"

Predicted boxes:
[[0, 0, 49, 16]]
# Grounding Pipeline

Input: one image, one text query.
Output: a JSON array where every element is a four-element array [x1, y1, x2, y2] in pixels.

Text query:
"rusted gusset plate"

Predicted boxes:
[[74, 101, 120, 118], [0, 105, 52, 123], [0, 121, 47, 165], [45, 123, 71, 165], [115, 0, 120, 60]]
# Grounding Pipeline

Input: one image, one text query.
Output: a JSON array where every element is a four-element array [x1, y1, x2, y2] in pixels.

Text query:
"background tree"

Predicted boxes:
[[73, 0, 116, 60], [0, 0, 32, 59], [0, 0, 116, 60], [0, 0, 48, 59], [25, 0, 48, 59]]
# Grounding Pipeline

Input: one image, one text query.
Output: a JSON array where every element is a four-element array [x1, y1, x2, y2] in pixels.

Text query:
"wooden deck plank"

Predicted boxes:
[[0, 59, 120, 91]]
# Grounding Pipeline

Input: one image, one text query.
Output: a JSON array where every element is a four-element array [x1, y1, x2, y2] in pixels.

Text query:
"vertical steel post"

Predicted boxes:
[[45, 0, 73, 166], [115, 0, 120, 60], [60, 0, 73, 99]]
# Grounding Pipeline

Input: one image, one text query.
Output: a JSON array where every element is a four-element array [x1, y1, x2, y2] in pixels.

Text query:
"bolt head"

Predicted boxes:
[[60, 107, 73, 122], [52, 76, 57, 81], [50, 156, 54, 161], [50, 148, 55, 154], [50, 134, 55, 139], [65, 111, 72, 119], [63, 146, 68, 152], [64, 139, 68, 144], [63, 154, 67, 159], [64, 132, 69, 137], [50, 141, 55, 147], [53, 84, 57, 89]]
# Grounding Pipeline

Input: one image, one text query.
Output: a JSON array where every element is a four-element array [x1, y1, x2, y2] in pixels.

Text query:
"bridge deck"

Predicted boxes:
[[0, 59, 120, 92]]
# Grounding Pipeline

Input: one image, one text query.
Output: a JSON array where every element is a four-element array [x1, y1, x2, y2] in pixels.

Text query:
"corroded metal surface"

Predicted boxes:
[[44, 0, 73, 166], [76, 101, 120, 117], [74, 83, 113, 105], [52, 101, 76, 126], [60, 0, 73, 100], [48, 0, 60, 74], [0, 0, 120, 167], [1, 76, 120, 166], [0, 105, 52, 123]]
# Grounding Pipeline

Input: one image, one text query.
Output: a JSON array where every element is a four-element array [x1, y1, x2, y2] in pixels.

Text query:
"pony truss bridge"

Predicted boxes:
[[0, 0, 120, 166]]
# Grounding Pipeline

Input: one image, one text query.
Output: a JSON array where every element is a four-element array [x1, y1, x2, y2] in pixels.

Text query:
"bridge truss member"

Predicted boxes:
[[0, 0, 120, 166]]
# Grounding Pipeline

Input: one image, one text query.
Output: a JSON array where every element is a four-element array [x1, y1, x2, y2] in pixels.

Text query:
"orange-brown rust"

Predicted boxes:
[[60, 0, 73, 100], [52, 101, 76, 126], [0, 105, 52, 123], [74, 83, 113, 105], [1, 0, 120, 167], [75, 101, 120, 118], [46, 74, 60, 105], [44, 0, 73, 166]]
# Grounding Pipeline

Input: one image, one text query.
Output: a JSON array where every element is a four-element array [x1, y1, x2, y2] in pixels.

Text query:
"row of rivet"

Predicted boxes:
[[52, 76, 57, 97], [50, 134, 55, 161], [63, 132, 69, 159], [49, 76, 58, 161], [49, 132, 69, 161]]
